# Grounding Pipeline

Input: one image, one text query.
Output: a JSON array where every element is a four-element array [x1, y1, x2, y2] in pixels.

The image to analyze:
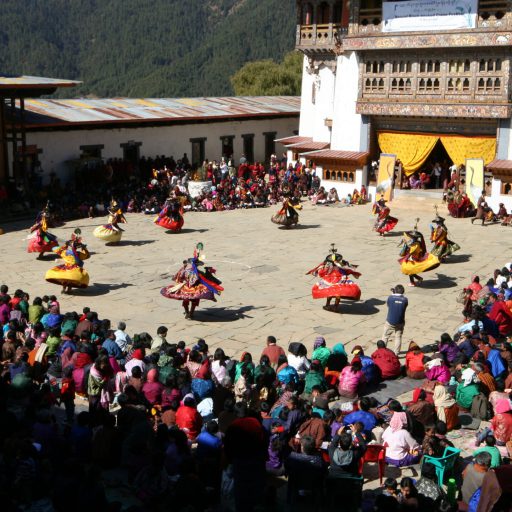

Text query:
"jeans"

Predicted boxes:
[[382, 321, 405, 355]]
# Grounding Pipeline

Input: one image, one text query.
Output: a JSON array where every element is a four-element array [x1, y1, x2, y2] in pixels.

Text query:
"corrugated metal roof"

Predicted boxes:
[[0, 75, 80, 89], [487, 159, 512, 171], [275, 135, 312, 145], [300, 149, 369, 164], [288, 141, 330, 152], [19, 96, 300, 127]]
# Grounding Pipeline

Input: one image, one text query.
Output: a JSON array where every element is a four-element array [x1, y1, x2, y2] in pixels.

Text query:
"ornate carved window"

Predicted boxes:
[[365, 60, 385, 74], [447, 78, 470, 93], [479, 58, 502, 72], [477, 77, 501, 93], [418, 78, 440, 93], [420, 60, 441, 73], [323, 169, 355, 183]]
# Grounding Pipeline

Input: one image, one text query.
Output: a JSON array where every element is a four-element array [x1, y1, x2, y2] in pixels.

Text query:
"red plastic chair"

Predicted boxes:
[[358, 444, 387, 484]]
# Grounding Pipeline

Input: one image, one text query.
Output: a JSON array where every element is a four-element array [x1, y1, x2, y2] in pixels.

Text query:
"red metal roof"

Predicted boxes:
[[288, 141, 330, 152], [300, 149, 369, 164], [275, 135, 312, 145], [487, 159, 512, 171]]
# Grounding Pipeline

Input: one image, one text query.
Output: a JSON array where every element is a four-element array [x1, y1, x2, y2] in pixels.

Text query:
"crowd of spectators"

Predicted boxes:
[[6, 153, 329, 222], [1, 262, 512, 511]]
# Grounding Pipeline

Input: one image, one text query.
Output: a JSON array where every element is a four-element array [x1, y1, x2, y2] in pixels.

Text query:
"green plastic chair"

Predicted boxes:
[[421, 446, 461, 485]]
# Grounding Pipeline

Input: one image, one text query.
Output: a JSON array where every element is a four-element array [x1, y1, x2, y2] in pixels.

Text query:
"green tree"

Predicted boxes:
[[230, 50, 303, 96]]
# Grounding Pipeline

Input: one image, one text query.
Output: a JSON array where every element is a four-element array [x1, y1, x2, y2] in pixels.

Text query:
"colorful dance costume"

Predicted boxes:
[[45, 229, 90, 292], [430, 214, 460, 261], [93, 200, 126, 243], [372, 196, 398, 235], [154, 198, 184, 232], [307, 244, 361, 311], [271, 196, 302, 227], [28, 204, 58, 258], [160, 243, 223, 319], [399, 224, 440, 286]]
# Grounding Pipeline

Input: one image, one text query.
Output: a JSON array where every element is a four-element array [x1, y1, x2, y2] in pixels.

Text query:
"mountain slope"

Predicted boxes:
[[0, 0, 296, 97]]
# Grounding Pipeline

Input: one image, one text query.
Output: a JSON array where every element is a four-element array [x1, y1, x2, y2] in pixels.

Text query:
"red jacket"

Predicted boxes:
[[488, 301, 512, 335], [176, 405, 203, 440], [371, 348, 401, 379]]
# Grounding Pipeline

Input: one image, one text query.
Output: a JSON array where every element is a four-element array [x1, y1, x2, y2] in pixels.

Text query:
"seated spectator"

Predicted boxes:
[[382, 412, 421, 467], [490, 398, 512, 446], [343, 397, 377, 437], [276, 355, 299, 386], [461, 452, 492, 506], [327, 425, 366, 478], [455, 368, 480, 410], [405, 342, 425, 379], [399, 477, 420, 510], [324, 343, 348, 386], [338, 358, 366, 398], [304, 361, 327, 395], [438, 333, 461, 365], [311, 337, 331, 368], [175, 395, 203, 440], [433, 384, 459, 431], [142, 368, 164, 406], [260, 335, 285, 369], [351, 346, 380, 385], [474, 434, 502, 468], [371, 340, 401, 380], [287, 342, 310, 378], [407, 389, 436, 426], [424, 355, 451, 384]]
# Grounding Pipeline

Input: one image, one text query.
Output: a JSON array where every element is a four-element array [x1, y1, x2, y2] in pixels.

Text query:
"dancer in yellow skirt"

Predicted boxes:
[[93, 199, 126, 244], [398, 220, 440, 287], [45, 229, 90, 294]]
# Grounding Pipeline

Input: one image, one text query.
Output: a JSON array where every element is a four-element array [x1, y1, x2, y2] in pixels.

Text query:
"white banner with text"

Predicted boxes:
[[382, 0, 478, 33]]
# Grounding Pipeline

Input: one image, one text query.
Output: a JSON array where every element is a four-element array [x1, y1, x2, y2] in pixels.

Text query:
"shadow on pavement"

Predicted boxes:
[[106, 239, 155, 247], [443, 253, 471, 264], [335, 298, 385, 316], [176, 228, 209, 234], [419, 273, 458, 289], [192, 305, 262, 322], [73, 282, 135, 296], [278, 224, 321, 230]]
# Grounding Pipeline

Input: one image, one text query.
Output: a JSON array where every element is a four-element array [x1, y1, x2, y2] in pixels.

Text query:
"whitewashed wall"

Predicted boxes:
[[298, 56, 336, 143], [20, 116, 299, 184], [330, 52, 363, 152], [488, 178, 512, 212]]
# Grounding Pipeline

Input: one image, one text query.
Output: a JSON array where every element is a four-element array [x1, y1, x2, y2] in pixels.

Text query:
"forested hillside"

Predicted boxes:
[[0, 0, 296, 97]]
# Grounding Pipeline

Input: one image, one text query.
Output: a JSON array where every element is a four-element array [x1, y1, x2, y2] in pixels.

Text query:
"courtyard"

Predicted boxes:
[[1, 199, 502, 358]]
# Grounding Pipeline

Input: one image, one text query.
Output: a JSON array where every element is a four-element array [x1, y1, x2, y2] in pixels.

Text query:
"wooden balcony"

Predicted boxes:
[[296, 23, 347, 51]]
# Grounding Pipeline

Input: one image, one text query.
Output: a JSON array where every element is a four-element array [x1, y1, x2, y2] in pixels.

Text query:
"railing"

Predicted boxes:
[[297, 23, 345, 48]]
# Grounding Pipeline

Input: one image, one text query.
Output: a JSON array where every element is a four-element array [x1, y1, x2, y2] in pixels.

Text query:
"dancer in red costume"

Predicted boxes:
[[306, 244, 361, 312], [154, 197, 184, 232], [160, 243, 223, 319], [372, 195, 398, 236], [28, 202, 58, 259]]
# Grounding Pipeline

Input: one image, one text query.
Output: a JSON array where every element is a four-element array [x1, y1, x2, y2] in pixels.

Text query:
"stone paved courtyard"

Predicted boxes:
[[1, 200, 505, 358]]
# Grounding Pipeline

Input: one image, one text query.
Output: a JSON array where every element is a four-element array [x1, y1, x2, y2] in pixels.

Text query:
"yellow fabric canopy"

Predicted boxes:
[[377, 132, 439, 175], [439, 135, 496, 167], [377, 131, 497, 176]]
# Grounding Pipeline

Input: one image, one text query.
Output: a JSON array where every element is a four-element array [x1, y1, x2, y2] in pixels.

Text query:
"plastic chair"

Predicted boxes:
[[421, 446, 461, 486], [358, 444, 387, 484]]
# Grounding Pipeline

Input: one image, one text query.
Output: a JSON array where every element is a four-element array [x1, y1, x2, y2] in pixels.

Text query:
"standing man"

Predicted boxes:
[[382, 285, 408, 356]]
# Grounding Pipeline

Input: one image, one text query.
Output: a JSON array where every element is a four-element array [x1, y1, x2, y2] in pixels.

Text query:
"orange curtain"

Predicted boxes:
[[439, 136, 496, 167], [377, 132, 439, 176]]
